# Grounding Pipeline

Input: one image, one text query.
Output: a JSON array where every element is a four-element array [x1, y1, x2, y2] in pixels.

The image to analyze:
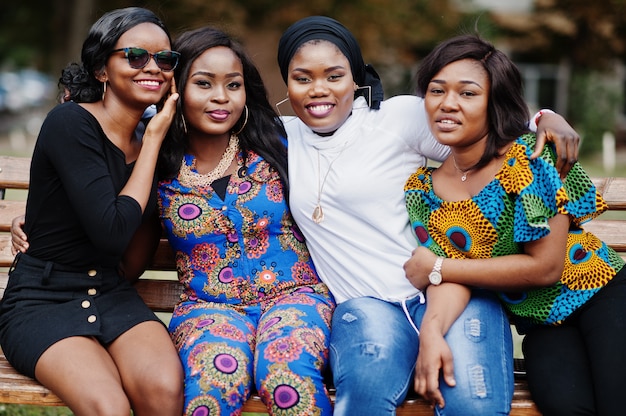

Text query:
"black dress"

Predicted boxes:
[[0, 102, 161, 378]]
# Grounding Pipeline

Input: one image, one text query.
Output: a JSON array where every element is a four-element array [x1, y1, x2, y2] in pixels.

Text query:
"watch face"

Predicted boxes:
[[429, 271, 442, 285]]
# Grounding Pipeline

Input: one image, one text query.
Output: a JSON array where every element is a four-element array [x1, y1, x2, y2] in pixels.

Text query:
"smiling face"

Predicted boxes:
[[103, 22, 174, 108], [286, 40, 356, 135], [182, 46, 246, 140], [424, 58, 490, 149]]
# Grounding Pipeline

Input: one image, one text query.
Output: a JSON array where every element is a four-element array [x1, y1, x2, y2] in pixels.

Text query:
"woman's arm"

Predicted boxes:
[[118, 88, 178, 212], [404, 213, 570, 291], [533, 111, 580, 177], [406, 213, 570, 407], [117, 211, 162, 282], [40, 89, 177, 256], [415, 283, 471, 409]]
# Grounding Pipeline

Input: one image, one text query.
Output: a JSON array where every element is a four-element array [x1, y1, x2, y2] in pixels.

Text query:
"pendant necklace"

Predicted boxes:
[[451, 155, 475, 182], [312, 141, 349, 224]]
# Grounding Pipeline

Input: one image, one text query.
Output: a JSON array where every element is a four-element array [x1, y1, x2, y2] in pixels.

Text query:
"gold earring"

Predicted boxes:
[[275, 95, 290, 117], [232, 105, 248, 136], [101, 81, 107, 101], [355, 85, 372, 107]]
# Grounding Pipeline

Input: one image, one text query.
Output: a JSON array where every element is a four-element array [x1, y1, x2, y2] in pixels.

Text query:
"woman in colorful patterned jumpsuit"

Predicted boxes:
[[157, 26, 335, 415], [404, 34, 626, 416]]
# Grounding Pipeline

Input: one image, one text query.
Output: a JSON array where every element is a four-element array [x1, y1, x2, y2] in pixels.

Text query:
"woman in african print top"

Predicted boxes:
[[405, 132, 622, 329], [403, 34, 626, 415], [157, 27, 334, 416]]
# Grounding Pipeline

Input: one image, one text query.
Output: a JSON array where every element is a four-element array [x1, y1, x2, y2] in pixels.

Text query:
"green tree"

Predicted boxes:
[[490, 0, 626, 149], [0, 0, 464, 95]]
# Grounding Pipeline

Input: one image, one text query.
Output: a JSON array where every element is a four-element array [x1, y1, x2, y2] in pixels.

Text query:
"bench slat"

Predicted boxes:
[[0, 156, 30, 190], [0, 201, 25, 232], [134, 278, 181, 312], [0, 169, 620, 206], [0, 348, 542, 415], [149, 239, 177, 271], [0, 272, 181, 313], [0, 352, 65, 406], [0, 236, 14, 268], [0, 220, 624, 269], [583, 220, 626, 251], [595, 177, 626, 210], [8, 158, 623, 415], [0, 350, 540, 415], [0, 272, 540, 414]]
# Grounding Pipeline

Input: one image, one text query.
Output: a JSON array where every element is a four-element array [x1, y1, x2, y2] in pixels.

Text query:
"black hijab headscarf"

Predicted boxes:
[[277, 16, 384, 110]]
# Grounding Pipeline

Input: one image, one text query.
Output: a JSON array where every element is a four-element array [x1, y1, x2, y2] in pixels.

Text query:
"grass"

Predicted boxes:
[[0, 405, 266, 415], [0, 406, 71, 415]]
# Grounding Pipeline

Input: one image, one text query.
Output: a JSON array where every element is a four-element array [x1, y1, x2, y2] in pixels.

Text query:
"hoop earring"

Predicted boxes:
[[181, 115, 188, 134], [355, 85, 371, 107], [232, 105, 248, 136], [101, 81, 107, 101], [275, 95, 290, 117]]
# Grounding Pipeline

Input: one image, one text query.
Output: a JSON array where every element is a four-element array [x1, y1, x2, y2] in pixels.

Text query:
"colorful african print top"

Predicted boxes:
[[158, 150, 327, 307], [404, 133, 624, 330]]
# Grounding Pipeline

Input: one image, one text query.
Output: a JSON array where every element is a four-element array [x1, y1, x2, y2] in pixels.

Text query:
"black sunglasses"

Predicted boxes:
[[110, 47, 181, 72]]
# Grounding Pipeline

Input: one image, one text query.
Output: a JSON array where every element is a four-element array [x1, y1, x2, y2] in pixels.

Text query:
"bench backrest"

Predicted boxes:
[[1, 156, 626, 310]]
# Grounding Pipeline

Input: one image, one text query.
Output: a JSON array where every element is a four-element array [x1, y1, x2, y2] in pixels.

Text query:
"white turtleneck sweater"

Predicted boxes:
[[285, 95, 449, 303]]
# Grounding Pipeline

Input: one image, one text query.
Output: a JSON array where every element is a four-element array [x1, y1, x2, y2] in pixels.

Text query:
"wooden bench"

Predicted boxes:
[[2, 155, 625, 415]]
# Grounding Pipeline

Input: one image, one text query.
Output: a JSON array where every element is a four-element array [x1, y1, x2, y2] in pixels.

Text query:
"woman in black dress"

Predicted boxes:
[[0, 7, 183, 415]]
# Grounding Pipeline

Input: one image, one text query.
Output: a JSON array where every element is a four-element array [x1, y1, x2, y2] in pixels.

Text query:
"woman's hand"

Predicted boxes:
[[415, 327, 455, 409], [143, 79, 179, 145], [404, 246, 438, 290], [10, 214, 28, 255], [532, 112, 580, 178]]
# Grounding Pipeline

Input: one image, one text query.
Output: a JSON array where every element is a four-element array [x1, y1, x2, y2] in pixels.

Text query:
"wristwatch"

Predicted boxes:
[[428, 257, 444, 286]]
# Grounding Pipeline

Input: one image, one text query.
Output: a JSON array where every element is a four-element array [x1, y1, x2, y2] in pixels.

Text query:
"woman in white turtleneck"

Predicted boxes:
[[277, 15, 580, 416]]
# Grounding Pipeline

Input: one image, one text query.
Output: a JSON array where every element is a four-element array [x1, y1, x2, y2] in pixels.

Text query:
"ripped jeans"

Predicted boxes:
[[329, 290, 513, 416]]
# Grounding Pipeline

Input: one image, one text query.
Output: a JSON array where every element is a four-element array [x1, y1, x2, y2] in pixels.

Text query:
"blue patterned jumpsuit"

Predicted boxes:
[[158, 150, 335, 416]]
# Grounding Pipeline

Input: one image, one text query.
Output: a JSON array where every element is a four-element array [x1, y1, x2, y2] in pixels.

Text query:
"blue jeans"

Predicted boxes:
[[330, 290, 513, 415]]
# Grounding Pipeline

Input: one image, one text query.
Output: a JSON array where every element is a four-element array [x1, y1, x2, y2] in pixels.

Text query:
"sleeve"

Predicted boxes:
[[534, 134, 607, 226], [398, 96, 450, 162], [40, 105, 142, 255], [509, 133, 604, 244], [404, 167, 443, 253]]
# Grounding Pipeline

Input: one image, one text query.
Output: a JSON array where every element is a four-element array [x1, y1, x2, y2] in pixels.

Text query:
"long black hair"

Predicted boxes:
[[158, 26, 289, 192], [61, 7, 171, 103]]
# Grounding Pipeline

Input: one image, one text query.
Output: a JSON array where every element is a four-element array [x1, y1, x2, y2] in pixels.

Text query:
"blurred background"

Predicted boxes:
[[1, 0, 626, 172], [0, 1, 624, 413]]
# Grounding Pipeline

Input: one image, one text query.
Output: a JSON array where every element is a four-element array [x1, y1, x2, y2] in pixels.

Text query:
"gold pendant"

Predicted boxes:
[[312, 205, 324, 224]]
